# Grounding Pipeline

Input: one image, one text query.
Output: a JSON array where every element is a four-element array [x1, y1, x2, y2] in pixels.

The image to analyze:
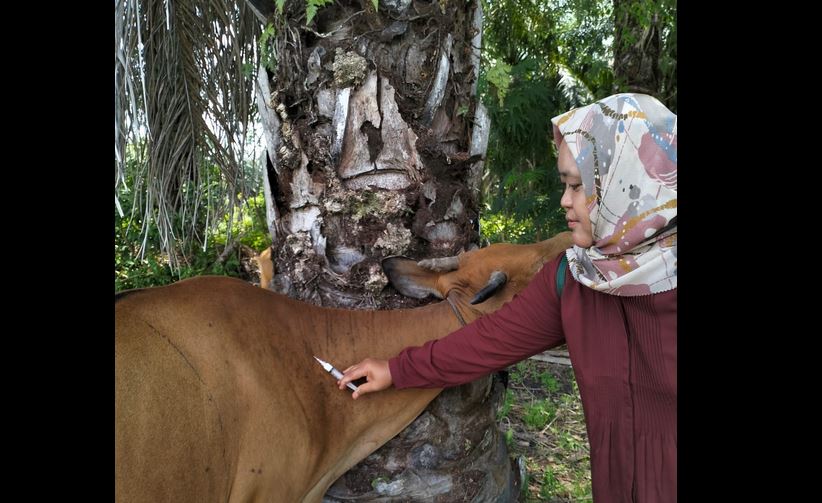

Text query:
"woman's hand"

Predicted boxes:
[[338, 358, 392, 399]]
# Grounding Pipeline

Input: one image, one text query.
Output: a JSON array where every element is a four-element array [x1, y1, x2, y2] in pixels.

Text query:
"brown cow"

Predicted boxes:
[[115, 232, 572, 502]]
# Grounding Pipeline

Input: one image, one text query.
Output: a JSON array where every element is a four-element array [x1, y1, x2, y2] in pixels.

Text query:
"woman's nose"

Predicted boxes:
[[560, 189, 571, 208]]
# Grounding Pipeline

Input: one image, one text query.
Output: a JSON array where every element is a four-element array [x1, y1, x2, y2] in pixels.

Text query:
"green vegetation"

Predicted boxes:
[[540, 371, 561, 393], [305, 0, 334, 25], [524, 399, 557, 430], [500, 358, 591, 502], [115, 153, 269, 291], [259, 22, 278, 72], [538, 467, 561, 500], [479, 0, 676, 245], [497, 388, 516, 421]]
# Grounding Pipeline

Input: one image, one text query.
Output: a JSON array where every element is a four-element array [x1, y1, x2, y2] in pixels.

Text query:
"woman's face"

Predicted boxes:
[[557, 141, 594, 248]]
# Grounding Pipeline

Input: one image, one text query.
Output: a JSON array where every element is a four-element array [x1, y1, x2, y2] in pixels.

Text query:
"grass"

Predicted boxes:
[[500, 356, 592, 502]]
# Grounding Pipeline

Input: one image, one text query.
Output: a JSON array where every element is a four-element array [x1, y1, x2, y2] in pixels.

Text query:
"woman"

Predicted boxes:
[[338, 93, 677, 502]]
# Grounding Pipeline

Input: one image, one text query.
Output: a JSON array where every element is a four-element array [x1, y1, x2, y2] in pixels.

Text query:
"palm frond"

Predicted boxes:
[[556, 63, 594, 108], [115, 0, 261, 267]]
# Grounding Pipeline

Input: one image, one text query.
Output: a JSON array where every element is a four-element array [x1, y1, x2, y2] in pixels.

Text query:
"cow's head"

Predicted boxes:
[[382, 232, 573, 317]]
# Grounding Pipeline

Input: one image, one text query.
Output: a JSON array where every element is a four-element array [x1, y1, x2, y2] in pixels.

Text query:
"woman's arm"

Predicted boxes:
[[338, 256, 567, 398]]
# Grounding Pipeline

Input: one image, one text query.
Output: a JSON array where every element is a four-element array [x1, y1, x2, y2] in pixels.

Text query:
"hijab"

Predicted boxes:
[[551, 93, 677, 296]]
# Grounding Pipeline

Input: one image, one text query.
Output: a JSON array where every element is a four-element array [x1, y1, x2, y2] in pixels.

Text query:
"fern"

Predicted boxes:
[[306, 0, 334, 25], [259, 23, 277, 72]]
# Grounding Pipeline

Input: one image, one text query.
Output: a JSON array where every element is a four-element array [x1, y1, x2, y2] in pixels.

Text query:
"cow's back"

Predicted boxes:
[[115, 286, 233, 502]]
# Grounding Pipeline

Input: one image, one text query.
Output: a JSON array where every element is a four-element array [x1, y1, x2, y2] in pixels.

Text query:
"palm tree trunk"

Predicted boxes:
[[250, 1, 511, 500]]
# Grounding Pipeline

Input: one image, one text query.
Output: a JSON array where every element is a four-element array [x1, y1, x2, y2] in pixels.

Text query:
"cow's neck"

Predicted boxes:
[[339, 300, 465, 358]]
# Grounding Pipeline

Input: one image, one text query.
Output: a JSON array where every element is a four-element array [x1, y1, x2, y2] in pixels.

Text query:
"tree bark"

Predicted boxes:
[[251, 0, 511, 500]]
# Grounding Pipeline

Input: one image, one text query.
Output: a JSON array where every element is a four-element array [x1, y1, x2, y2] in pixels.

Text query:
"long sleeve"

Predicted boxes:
[[389, 255, 567, 389]]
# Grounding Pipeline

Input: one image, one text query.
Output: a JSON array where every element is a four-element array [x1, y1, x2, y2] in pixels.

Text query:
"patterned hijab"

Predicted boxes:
[[551, 93, 677, 296]]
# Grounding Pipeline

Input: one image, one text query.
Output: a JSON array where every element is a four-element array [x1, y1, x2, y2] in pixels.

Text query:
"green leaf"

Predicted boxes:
[[259, 23, 277, 72], [306, 0, 334, 26], [371, 0, 379, 12], [485, 60, 512, 106], [276, 0, 285, 15], [306, 4, 318, 25]]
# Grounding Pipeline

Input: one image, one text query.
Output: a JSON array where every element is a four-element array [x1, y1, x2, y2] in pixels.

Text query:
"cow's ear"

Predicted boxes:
[[382, 257, 443, 299]]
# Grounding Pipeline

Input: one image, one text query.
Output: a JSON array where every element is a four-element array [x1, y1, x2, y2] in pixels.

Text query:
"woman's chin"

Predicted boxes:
[[572, 231, 593, 249]]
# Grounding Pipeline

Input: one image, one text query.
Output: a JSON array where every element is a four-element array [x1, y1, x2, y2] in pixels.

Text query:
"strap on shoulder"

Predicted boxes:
[[556, 253, 568, 298]]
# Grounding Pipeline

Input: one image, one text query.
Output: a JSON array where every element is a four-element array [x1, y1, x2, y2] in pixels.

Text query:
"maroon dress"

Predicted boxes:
[[389, 254, 677, 503]]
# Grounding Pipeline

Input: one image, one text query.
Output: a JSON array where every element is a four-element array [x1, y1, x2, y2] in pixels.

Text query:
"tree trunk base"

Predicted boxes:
[[324, 376, 517, 502]]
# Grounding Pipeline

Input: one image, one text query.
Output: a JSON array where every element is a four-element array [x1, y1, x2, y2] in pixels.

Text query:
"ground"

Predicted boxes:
[[502, 354, 592, 502]]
